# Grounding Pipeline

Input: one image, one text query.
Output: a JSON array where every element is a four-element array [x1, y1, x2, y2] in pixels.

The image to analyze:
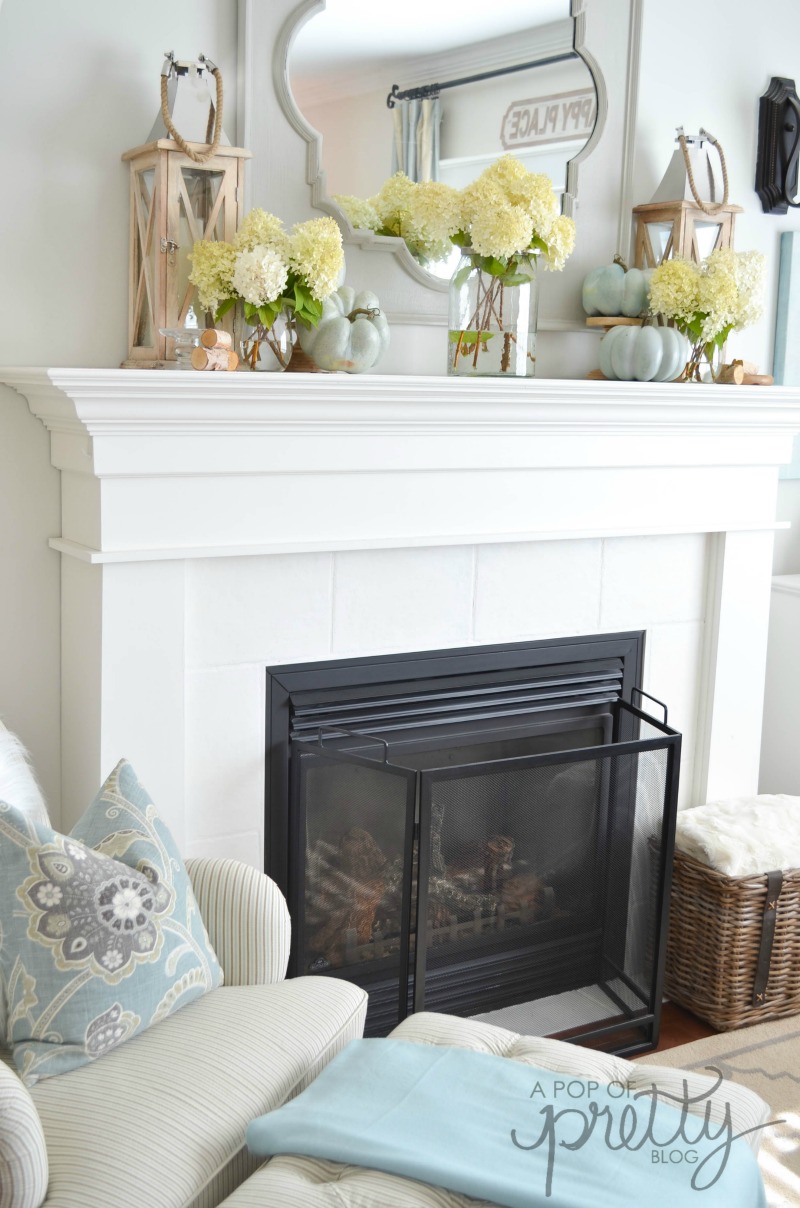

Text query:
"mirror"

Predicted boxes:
[[287, 0, 598, 283]]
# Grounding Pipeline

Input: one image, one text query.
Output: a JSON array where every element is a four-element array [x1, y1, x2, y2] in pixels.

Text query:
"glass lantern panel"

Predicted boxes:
[[694, 220, 723, 260], [133, 168, 157, 348], [645, 222, 674, 264], [176, 168, 226, 322]]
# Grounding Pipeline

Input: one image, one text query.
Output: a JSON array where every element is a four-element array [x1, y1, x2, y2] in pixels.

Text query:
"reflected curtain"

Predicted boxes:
[[391, 97, 442, 182]]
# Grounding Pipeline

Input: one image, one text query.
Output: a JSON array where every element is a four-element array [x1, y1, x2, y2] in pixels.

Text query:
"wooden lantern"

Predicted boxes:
[[121, 139, 251, 368], [121, 55, 251, 368], [632, 129, 741, 269], [632, 199, 742, 269]]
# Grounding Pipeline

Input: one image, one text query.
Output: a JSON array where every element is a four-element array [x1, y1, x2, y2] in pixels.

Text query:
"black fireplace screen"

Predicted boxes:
[[289, 697, 679, 1055]]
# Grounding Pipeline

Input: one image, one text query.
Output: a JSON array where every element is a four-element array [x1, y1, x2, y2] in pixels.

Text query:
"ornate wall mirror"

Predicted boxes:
[[280, 0, 603, 288]]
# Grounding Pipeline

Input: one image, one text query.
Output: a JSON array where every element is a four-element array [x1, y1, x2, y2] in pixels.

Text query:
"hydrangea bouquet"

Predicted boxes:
[[189, 209, 344, 369], [447, 157, 576, 374], [335, 175, 463, 265], [648, 248, 765, 381], [335, 156, 575, 272], [337, 156, 575, 376]]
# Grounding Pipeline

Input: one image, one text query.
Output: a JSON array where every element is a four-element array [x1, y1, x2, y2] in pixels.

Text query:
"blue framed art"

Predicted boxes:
[[774, 230, 800, 479]]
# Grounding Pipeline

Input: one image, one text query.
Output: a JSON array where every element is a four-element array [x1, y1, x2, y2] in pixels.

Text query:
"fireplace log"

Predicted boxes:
[[308, 874, 386, 967]]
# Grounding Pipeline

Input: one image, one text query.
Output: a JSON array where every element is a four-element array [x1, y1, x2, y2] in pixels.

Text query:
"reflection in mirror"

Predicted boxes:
[[289, 0, 597, 280]]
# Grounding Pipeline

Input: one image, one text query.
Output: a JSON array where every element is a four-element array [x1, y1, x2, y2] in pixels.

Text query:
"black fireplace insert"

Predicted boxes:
[[265, 633, 681, 1056]]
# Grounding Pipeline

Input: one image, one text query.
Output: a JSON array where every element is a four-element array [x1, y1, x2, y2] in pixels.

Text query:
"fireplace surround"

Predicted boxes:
[[3, 369, 799, 905], [267, 633, 681, 1053]]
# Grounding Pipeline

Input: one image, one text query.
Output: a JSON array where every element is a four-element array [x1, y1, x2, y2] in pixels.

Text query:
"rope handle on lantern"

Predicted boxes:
[[677, 126, 729, 215], [159, 52, 224, 165]]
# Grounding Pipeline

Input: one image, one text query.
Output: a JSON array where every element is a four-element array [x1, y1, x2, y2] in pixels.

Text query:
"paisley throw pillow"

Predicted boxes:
[[0, 760, 222, 1085]]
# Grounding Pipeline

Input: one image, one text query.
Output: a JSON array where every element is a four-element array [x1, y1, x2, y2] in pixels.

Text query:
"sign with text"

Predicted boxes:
[[501, 88, 596, 150]]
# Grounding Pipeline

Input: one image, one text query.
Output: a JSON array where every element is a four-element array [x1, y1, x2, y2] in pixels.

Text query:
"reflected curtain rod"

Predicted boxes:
[[386, 50, 579, 109]]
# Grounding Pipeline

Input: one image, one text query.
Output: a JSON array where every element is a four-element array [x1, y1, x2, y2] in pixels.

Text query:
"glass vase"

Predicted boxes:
[[682, 340, 723, 383], [447, 250, 539, 378], [239, 312, 293, 372]]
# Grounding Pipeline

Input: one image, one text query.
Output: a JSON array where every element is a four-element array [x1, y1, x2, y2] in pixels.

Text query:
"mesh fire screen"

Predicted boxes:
[[292, 701, 679, 1055]]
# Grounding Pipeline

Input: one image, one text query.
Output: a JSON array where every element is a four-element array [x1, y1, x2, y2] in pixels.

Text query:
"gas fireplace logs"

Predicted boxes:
[[191, 329, 239, 371], [306, 815, 552, 971]]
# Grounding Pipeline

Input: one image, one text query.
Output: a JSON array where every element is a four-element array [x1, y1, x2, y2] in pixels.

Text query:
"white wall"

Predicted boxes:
[[0, 0, 238, 822]]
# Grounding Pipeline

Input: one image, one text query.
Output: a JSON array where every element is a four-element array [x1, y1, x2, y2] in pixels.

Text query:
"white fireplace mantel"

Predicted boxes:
[[5, 367, 800, 865], [6, 369, 800, 564]]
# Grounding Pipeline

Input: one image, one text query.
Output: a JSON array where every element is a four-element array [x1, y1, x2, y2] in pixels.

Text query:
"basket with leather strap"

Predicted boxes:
[[664, 849, 800, 1030]]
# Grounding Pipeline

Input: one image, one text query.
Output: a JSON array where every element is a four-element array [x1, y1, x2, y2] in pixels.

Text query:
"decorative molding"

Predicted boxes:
[[6, 370, 798, 578], [8, 366, 800, 425], [48, 522, 789, 566], [7, 368, 800, 430]]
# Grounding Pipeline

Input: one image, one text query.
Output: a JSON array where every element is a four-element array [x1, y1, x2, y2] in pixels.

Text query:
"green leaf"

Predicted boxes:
[[484, 257, 509, 278], [685, 313, 705, 340], [452, 264, 473, 289], [448, 329, 494, 345], [500, 272, 533, 286], [294, 282, 311, 309], [216, 297, 236, 319], [300, 297, 324, 328]]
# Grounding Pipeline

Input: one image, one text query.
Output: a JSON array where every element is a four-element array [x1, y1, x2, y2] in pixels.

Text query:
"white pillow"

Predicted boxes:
[[675, 793, 800, 876], [0, 722, 49, 826]]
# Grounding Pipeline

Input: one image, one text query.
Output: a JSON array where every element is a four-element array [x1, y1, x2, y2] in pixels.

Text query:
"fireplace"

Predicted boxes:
[[266, 632, 681, 1055]]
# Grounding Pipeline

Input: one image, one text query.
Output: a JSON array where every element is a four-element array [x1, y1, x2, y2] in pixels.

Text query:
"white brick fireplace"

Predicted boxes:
[[6, 369, 800, 868]]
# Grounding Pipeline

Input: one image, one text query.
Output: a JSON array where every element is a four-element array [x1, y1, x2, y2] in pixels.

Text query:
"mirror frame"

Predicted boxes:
[[272, 0, 608, 291]]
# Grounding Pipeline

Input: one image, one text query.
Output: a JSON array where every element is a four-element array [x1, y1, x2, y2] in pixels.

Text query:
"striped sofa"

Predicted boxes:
[[0, 727, 368, 1208]]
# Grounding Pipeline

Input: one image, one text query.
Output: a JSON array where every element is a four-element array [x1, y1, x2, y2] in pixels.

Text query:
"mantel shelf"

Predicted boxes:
[[3, 367, 800, 441], [4, 366, 800, 565]]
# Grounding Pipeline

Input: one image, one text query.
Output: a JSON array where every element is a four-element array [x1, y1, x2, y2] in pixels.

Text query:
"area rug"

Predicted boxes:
[[641, 1017, 800, 1207]]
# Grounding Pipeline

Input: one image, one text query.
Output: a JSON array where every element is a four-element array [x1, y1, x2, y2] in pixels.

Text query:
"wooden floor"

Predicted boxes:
[[651, 1001, 716, 1053]]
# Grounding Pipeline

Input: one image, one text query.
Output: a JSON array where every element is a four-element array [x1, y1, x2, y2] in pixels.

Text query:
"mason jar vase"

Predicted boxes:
[[447, 249, 539, 378]]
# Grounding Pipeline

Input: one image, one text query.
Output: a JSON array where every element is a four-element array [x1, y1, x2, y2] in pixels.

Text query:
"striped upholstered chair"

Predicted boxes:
[[0, 725, 368, 1208]]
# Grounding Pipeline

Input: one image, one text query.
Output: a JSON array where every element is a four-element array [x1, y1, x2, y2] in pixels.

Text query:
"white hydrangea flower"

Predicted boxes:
[[231, 245, 289, 307]]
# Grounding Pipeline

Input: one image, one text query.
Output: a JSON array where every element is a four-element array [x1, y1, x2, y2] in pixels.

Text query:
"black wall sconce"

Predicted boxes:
[[755, 76, 800, 213]]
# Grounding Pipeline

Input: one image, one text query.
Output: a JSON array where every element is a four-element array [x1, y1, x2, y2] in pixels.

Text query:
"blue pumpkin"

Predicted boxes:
[[582, 256, 651, 318]]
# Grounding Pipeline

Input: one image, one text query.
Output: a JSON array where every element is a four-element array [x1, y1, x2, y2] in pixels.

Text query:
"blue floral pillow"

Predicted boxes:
[[0, 760, 222, 1085]]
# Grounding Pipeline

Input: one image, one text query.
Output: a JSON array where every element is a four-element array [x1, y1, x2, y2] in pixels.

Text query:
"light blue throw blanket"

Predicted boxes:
[[247, 1039, 767, 1206]]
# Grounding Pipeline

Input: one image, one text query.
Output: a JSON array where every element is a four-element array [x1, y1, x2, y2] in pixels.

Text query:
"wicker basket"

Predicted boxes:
[[665, 849, 800, 1031]]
